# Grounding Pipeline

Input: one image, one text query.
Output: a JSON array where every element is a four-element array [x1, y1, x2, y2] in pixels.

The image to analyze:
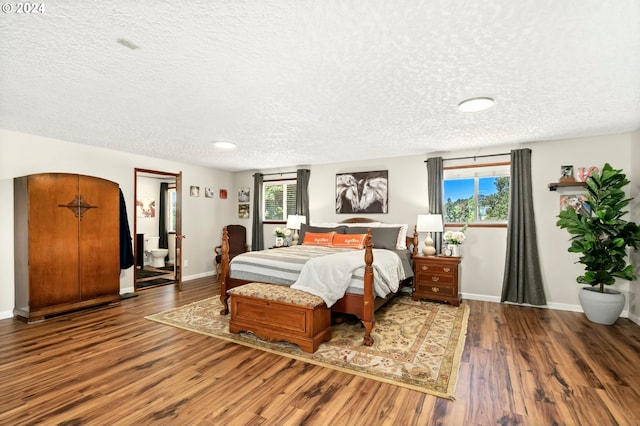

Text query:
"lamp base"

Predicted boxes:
[[422, 234, 436, 256], [292, 230, 300, 245]]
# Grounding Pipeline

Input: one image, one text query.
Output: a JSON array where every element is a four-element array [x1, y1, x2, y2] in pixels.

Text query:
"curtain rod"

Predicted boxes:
[[424, 152, 510, 163], [253, 170, 297, 177]]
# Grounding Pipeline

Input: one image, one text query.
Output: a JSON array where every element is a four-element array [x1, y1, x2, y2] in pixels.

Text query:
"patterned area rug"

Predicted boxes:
[[146, 295, 469, 399]]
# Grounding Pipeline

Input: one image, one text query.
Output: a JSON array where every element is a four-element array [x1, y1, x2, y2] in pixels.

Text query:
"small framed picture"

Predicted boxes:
[[190, 186, 200, 197], [560, 165, 575, 182], [219, 189, 228, 199], [204, 187, 214, 198], [238, 187, 250, 202], [238, 203, 249, 218]]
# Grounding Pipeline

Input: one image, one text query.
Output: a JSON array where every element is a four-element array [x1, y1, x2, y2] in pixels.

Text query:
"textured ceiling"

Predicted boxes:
[[1, 1, 639, 172]]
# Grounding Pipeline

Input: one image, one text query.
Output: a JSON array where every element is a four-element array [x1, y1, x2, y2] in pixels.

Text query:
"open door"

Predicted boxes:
[[134, 168, 182, 291]]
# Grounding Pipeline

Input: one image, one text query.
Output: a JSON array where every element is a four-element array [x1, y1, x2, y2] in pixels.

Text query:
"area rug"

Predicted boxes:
[[146, 295, 469, 400]]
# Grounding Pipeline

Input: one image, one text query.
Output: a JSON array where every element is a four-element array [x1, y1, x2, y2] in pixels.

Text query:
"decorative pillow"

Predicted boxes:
[[346, 226, 400, 250], [379, 223, 409, 249], [299, 223, 347, 243], [331, 233, 367, 249], [302, 232, 335, 246]]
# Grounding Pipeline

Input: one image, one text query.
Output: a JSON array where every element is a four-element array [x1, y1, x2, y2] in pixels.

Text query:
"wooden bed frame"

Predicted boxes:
[[219, 218, 418, 346]]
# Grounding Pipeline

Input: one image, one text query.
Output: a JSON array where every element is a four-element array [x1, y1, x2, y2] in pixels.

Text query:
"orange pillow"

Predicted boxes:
[[302, 232, 335, 246], [331, 233, 367, 249]]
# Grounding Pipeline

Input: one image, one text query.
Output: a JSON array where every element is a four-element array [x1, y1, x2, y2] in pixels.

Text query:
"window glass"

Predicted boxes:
[[443, 164, 510, 224], [263, 179, 297, 221]]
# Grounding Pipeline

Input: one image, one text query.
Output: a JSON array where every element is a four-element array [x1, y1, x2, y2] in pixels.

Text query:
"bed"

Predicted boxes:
[[219, 218, 418, 346]]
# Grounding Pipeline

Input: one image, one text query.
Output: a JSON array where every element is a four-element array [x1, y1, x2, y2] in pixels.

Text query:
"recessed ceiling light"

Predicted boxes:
[[212, 140, 237, 150], [458, 97, 495, 112]]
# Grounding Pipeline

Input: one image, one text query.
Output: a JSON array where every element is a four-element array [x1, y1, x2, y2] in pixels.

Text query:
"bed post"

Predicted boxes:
[[362, 229, 375, 346], [412, 224, 419, 258], [219, 227, 230, 315]]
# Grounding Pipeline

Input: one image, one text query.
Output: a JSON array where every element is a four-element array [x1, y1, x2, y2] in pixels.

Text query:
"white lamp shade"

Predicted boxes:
[[416, 214, 443, 233], [286, 214, 306, 230]]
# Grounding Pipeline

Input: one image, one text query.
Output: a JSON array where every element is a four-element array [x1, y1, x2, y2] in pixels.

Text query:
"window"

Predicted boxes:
[[263, 179, 297, 222], [443, 163, 510, 224]]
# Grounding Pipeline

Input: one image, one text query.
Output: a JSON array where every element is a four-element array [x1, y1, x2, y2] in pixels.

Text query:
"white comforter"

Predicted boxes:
[[291, 249, 404, 307]]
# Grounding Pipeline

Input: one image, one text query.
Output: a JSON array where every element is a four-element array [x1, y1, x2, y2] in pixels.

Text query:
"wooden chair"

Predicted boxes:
[[214, 225, 249, 276]]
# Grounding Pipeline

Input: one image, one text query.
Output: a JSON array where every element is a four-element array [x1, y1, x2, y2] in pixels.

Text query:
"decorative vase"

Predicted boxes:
[[275, 237, 284, 247], [578, 287, 625, 325], [450, 244, 460, 257]]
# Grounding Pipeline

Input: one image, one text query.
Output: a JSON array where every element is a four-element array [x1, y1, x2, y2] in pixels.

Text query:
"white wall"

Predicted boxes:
[[232, 134, 637, 319], [0, 129, 236, 319], [3, 128, 638, 324]]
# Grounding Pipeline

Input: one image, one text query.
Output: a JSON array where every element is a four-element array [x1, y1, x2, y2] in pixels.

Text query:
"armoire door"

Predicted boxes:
[[78, 175, 119, 300], [27, 174, 80, 309]]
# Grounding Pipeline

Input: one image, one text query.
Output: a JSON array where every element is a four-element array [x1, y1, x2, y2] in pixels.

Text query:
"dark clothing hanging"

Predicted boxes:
[[119, 188, 135, 270]]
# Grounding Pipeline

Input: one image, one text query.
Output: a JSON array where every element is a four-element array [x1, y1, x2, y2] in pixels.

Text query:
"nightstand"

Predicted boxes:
[[412, 255, 461, 306]]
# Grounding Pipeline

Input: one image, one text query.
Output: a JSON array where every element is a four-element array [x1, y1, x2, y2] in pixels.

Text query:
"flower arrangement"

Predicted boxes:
[[443, 225, 467, 245], [273, 227, 292, 238]]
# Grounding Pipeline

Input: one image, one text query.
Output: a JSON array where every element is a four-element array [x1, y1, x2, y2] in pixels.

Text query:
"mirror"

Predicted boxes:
[[134, 168, 183, 290]]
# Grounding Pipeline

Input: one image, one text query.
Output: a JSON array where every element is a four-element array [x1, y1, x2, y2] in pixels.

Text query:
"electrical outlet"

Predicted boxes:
[[183, 259, 189, 267]]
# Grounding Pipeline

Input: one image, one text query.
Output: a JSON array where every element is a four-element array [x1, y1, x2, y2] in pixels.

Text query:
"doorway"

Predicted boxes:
[[134, 168, 183, 291]]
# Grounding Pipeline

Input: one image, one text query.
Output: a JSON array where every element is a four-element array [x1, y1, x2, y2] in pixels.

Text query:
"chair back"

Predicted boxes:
[[226, 224, 248, 257]]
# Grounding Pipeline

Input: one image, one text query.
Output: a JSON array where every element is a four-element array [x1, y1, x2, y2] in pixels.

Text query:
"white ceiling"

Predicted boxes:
[[1, 1, 639, 172]]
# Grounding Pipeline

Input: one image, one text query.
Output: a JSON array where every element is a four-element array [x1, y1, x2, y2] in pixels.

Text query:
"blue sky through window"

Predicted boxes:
[[445, 177, 499, 201]]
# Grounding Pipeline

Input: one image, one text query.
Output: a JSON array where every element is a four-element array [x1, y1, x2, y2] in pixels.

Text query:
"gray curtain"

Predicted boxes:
[[426, 157, 444, 254], [159, 182, 169, 260], [251, 173, 264, 251], [501, 148, 547, 305], [296, 169, 310, 223]]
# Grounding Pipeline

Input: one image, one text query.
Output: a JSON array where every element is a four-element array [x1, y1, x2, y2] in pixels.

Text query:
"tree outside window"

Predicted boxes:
[[263, 179, 297, 221], [444, 176, 509, 224]]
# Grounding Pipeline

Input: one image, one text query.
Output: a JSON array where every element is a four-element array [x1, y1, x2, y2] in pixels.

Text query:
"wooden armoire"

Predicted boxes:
[[14, 173, 121, 322]]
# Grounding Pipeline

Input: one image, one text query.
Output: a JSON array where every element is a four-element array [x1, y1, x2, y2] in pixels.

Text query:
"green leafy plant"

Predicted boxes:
[[556, 163, 640, 292]]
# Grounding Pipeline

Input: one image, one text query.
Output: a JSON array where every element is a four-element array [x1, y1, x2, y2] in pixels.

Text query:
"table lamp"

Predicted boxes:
[[416, 214, 443, 256], [286, 214, 306, 245]]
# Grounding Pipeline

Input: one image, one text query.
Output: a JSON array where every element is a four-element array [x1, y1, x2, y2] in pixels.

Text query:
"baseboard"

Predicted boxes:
[[182, 270, 216, 281], [0, 310, 12, 320]]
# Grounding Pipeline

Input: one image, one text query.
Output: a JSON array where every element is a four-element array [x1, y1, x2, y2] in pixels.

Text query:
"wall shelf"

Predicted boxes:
[[548, 181, 587, 191]]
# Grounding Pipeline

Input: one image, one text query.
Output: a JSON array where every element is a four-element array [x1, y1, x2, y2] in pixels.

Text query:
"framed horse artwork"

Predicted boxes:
[[336, 170, 388, 214]]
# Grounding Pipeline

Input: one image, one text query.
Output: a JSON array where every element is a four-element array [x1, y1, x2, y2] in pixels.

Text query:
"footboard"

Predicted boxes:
[[218, 227, 377, 346]]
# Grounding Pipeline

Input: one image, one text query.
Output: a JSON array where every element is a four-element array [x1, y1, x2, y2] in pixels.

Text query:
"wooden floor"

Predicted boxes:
[[1, 277, 639, 425]]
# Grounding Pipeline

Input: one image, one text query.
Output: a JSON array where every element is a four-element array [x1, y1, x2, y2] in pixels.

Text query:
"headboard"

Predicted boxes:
[[339, 217, 418, 256]]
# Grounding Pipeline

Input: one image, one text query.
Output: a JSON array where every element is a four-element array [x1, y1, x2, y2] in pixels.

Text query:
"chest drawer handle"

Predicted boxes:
[[443, 267, 450, 272], [431, 287, 440, 293], [431, 276, 439, 282], [421, 265, 428, 271]]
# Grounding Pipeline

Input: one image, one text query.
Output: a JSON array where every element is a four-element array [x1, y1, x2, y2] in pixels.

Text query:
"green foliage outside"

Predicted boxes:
[[264, 183, 296, 221], [444, 176, 510, 223]]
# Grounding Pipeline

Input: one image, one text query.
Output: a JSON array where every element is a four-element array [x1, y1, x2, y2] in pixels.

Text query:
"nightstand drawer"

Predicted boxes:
[[415, 283, 456, 297], [416, 264, 456, 275], [415, 272, 454, 285]]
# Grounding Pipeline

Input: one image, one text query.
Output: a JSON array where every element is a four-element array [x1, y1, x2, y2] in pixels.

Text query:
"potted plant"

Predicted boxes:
[[556, 163, 640, 324]]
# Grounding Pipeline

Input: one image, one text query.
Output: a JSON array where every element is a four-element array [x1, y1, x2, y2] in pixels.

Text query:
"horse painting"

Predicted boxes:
[[335, 170, 388, 214]]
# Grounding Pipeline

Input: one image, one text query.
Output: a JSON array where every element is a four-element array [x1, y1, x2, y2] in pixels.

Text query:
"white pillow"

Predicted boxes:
[[378, 223, 409, 250]]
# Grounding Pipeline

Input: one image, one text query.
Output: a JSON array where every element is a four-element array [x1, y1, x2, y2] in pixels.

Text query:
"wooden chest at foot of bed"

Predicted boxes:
[[227, 282, 332, 353]]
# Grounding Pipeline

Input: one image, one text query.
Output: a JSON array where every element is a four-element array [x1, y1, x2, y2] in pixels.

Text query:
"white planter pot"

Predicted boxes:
[[578, 287, 625, 325]]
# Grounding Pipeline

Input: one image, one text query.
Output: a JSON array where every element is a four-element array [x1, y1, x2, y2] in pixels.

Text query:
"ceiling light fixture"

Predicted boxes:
[[458, 97, 495, 112], [212, 140, 237, 150]]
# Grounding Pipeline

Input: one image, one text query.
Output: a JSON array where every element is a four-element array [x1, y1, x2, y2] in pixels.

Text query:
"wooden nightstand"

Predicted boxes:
[[412, 255, 461, 306]]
